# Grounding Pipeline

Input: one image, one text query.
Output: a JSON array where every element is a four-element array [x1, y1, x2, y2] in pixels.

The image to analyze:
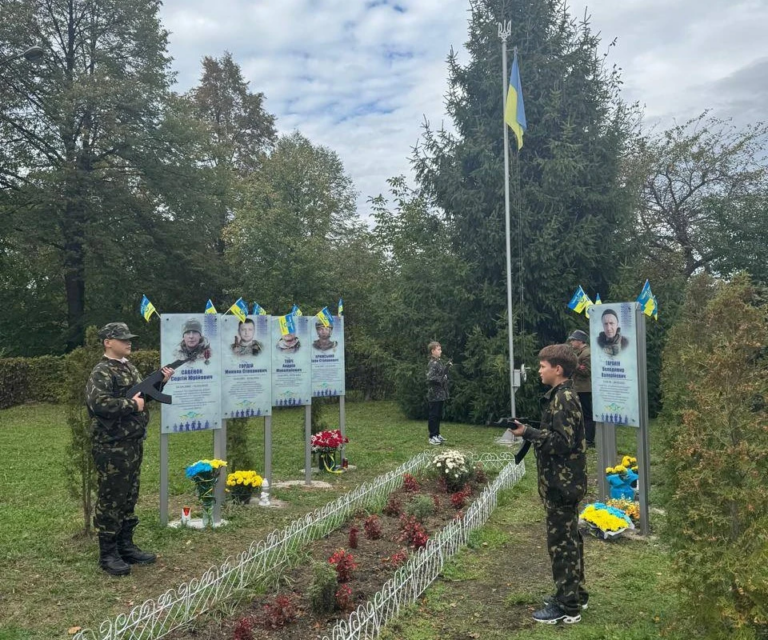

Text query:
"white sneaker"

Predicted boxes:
[[429, 436, 441, 445], [437, 435, 447, 443]]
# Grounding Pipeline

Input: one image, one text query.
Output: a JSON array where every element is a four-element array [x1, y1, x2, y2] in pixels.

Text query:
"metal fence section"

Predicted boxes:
[[323, 455, 526, 640], [73, 451, 523, 640]]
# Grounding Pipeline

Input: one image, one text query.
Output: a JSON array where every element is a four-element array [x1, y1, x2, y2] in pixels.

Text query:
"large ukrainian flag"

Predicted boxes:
[[504, 50, 527, 150]]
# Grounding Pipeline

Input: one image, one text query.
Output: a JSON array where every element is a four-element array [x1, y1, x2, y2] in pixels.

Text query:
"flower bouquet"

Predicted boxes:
[[185, 459, 227, 527], [430, 450, 470, 492], [311, 429, 349, 472], [226, 470, 263, 505], [606, 498, 640, 523], [605, 455, 639, 500], [579, 502, 634, 540]]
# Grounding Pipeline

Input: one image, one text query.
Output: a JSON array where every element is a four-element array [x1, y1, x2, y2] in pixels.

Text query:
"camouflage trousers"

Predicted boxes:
[[545, 501, 587, 615], [92, 440, 144, 537]]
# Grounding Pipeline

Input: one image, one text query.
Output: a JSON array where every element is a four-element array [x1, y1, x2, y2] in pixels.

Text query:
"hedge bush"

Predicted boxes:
[[0, 349, 160, 410]]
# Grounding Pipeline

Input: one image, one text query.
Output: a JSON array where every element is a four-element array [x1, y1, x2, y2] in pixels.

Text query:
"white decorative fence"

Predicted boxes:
[[323, 455, 525, 639], [73, 451, 524, 640]]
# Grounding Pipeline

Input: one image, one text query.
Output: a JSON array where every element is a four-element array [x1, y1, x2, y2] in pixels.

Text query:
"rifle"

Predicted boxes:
[[486, 416, 543, 465], [125, 359, 189, 405]]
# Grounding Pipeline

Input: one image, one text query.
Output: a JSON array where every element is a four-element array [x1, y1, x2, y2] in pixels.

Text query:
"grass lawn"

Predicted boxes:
[[0, 400, 675, 640]]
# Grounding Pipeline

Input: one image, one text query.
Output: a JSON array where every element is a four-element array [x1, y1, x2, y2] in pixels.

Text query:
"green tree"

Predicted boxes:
[[414, 0, 636, 348], [225, 131, 365, 311], [0, 0, 227, 352], [187, 52, 277, 177]]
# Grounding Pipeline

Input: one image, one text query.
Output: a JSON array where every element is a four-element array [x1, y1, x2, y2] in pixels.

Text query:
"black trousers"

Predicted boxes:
[[428, 401, 443, 438], [579, 392, 595, 445]]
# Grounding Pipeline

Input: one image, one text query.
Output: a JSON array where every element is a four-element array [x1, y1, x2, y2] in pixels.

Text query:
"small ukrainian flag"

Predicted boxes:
[[140, 295, 157, 322], [229, 297, 248, 322], [278, 314, 296, 336], [567, 286, 593, 316], [636, 280, 659, 321], [316, 306, 333, 327], [252, 302, 267, 316], [205, 299, 217, 315], [338, 298, 344, 316], [291, 304, 303, 317]]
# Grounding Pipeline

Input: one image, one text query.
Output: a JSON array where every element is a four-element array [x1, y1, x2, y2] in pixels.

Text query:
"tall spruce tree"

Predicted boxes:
[[390, 0, 637, 419]]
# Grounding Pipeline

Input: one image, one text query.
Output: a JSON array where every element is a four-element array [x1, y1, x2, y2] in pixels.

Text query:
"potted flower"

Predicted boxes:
[[226, 470, 263, 504], [311, 429, 349, 472], [185, 459, 227, 527]]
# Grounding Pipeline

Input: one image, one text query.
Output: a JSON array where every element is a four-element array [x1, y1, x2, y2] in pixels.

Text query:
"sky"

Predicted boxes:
[[159, 0, 768, 212]]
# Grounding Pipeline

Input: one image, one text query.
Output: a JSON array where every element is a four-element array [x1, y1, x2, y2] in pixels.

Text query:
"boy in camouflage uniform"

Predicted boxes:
[[86, 323, 175, 576], [508, 344, 588, 623]]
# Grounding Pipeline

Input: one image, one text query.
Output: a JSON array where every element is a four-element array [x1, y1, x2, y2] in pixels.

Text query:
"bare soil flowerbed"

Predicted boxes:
[[168, 469, 493, 640]]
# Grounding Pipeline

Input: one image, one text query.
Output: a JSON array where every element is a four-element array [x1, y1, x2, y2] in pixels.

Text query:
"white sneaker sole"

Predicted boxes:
[[534, 614, 581, 625]]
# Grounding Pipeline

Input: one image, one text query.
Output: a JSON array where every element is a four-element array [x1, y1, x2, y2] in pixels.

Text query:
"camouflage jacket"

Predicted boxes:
[[521, 379, 587, 505], [85, 356, 157, 446], [426, 357, 449, 402], [571, 344, 592, 393]]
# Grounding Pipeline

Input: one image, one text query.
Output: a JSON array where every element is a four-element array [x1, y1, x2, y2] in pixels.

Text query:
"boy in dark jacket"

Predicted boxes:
[[426, 341, 449, 445], [507, 344, 588, 623]]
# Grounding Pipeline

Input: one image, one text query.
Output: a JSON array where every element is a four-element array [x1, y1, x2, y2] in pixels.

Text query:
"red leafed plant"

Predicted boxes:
[[402, 473, 420, 493], [335, 584, 354, 612], [450, 486, 472, 510], [363, 514, 382, 540], [310, 429, 349, 451], [383, 494, 402, 517], [329, 549, 357, 582], [383, 548, 409, 567], [432, 494, 441, 509], [398, 515, 429, 549], [233, 616, 254, 640], [258, 595, 296, 629], [348, 526, 359, 549]]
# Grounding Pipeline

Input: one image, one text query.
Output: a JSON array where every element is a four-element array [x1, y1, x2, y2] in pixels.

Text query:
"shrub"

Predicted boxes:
[[450, 486, 472, 510], [402, 473, 420, 493], [232, 616, 254, 640], [309, 561, 337, 614], [405, 495, 436, 521], [382, 549, 408, 568], [348, 526, 359, 549], [661, 274, 768, 638], [363, 514, 382, 540], [258, 595, 296, 629], [383, 494, 402, 517], [328, 549, 357, 583], [335, 584, 354, 612], [398, 515, 429, 549]]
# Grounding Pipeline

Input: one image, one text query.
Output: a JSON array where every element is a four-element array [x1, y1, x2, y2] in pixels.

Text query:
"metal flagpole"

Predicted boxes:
[[499, 21, 517, 418]]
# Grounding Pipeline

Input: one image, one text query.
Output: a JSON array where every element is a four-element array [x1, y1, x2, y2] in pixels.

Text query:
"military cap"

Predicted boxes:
[[98, 322, 138, 341], [182, 318, 203, 334], [568, 329, 589, 343]]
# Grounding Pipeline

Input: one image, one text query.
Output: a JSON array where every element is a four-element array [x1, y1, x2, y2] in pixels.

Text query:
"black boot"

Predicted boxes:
[[117, 521, 157, 565], [98, 535, 131, 577]]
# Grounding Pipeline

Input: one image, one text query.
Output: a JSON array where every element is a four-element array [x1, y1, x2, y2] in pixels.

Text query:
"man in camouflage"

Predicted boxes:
[[508, 344, 588, 624], [86, 323, 175, 577], [568, 329, 594, 448]]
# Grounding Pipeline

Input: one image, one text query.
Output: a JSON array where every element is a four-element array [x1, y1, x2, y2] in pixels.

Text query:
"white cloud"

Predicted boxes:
[[160, 0, 768, 213]]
